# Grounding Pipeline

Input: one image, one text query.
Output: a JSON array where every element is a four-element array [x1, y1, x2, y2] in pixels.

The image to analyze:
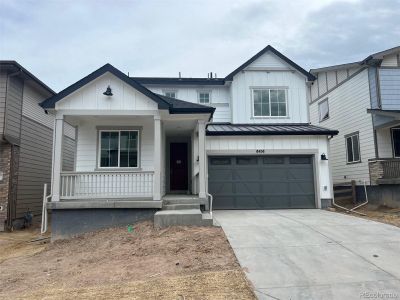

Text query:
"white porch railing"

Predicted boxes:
[[60, 171, 154, 200]]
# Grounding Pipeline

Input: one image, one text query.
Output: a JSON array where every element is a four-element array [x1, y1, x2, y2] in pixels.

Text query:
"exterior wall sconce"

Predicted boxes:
[[103, 85, 113, 96], [321, 153, 328, 160]]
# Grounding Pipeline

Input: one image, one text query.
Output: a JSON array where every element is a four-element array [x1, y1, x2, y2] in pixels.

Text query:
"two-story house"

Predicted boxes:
[[0, 61, 75, 231], [39, 45, 338, 239], [309, 46, 400, 207]]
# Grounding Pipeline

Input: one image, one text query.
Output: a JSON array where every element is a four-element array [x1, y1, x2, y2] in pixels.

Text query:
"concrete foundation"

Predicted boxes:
[[51, 208, 156, 240], [321, 198, 333, 208], [356, 185, 400, 208]]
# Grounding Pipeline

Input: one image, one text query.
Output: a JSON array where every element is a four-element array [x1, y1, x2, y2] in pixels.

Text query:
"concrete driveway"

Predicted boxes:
[[214, 210, 400, 300]]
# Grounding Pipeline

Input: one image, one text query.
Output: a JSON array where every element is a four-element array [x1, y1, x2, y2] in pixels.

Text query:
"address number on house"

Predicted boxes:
[[256, 149, 265, 154]]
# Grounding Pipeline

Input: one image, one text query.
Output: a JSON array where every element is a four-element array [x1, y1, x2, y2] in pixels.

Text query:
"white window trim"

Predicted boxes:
[[251, 87, 289, 118], [197, 90, 212, 104], [163, 89, 177, 98], [98, 129, 140, 169], [345, 132, 361, 164], [318, 98, 329, 122]]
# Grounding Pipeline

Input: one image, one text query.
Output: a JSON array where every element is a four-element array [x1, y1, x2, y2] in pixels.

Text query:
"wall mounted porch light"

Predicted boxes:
[[103, 85, 113, 96], [321, 153, 328, 160]]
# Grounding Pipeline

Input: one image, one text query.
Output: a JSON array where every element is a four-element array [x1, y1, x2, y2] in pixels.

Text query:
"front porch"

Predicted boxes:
[[50, 112, 210, 209]]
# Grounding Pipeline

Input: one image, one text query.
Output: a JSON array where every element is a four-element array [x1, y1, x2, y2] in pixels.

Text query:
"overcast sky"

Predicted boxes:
[[1, 0, 399, 91]]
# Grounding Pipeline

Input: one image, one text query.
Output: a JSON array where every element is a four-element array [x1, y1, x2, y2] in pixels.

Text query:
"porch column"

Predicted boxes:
[[51, 116, 64, 202], [153, 115, 162, 200], [198, 120, 206, 199]]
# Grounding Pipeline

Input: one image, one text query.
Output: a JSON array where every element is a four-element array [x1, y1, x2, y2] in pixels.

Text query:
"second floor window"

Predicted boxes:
[[253, 89, 287, 117], [164, 91, 176, 98], [318, 99, 329, 122], [198, 92, 210, 104]]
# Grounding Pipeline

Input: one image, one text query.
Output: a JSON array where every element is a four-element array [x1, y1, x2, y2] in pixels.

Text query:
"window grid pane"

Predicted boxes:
[[199, 92, 210, 104], [253, 89, 286, 117], [100, 131, 138, 168]]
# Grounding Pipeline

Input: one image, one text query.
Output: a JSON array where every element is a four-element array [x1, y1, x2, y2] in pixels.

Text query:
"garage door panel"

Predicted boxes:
[[235, 182, 261, 194], [261, 168, 287, 179], [261, 182, 289, 194], [209, 155, 316, 209]]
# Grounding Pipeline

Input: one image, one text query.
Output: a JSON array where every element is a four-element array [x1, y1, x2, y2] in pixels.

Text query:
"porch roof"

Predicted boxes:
[[156, 94, 215, 115], [206, 123, 339, 136]]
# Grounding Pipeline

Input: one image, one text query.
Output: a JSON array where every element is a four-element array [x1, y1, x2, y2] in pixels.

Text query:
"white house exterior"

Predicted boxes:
[[309, 46, 400, 207], [40, 45, 338, 238]]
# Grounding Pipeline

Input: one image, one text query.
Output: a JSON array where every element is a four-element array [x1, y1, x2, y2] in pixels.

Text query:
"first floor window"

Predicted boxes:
[[392, 128, 400, 158], [253, 88, 287, 117], [164, 91, 176, 98], [100, 130, 139, 168], [198, 92, 210, 104], [346, 133, 360, 163], [318, 99, 329, 122]]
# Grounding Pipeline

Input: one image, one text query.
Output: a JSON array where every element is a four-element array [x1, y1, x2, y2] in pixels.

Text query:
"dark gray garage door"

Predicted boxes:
[[208, 155, 316, 209]]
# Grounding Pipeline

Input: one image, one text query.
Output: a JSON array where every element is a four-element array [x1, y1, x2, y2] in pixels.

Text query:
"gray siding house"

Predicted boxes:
[[309, 47, 400, 207], [0, 61, 75, 231]]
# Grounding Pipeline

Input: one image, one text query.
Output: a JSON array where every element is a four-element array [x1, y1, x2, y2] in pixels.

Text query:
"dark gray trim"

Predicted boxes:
[[40, 64, 170, 109], [225, 45, 315, 81], [309, 67, 367, 105], [133, 77, 225, 86]]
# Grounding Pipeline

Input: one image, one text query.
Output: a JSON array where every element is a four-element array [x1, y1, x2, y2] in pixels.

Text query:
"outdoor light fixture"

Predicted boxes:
[[103, 85, 113, 96], [321, 153, 328, 160]]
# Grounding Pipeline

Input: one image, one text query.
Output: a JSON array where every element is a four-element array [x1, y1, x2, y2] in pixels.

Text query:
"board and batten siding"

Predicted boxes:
[[146, 86, 231, 122], [379, 68, 400, 110], [0, 71, 7, 135], [55, 72, 158, 111], [4, 76, 24, 144], [309, 69, 374, 184], [206, 135, 332, 202], [230, 71, 309, 124], [75, 117, 154, 172]]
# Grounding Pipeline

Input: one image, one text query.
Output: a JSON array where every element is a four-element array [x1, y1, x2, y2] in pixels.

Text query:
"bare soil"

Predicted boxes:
[[330, 204, 400, 227], [0, 221, 255, 299]]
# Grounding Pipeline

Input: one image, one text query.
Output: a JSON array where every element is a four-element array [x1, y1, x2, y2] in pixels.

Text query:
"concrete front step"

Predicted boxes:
[[154, 209, 213, 228], [163, 203, 200, 210]]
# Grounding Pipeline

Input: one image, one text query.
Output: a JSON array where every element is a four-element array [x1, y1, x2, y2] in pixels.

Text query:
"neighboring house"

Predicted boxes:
[[0, 61, 75, 231], [39, 45, 338, 239], [309, 46, 400, 207]]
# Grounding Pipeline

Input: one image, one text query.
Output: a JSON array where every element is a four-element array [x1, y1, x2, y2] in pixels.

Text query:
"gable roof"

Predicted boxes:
[[225, 45, 316, 81], [157, 94, 215, 114], [132, 77, 225, 86], [0, 60, 55, 95], [40, 64, 170, 109], [310, 45, 400, 74]]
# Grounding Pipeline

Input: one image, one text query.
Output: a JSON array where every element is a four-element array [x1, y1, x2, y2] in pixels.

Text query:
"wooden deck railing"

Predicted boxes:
[[60, 171, 154, 200], [369, 159, 400, 184]]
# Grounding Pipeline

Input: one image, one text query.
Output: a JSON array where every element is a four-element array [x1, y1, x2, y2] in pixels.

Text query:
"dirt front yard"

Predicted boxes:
[[0, 221, 255, 299], [331, 204, 400, 228]]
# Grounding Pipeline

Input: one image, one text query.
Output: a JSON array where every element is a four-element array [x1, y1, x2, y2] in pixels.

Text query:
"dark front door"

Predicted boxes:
[[170, 143, 188, 191]]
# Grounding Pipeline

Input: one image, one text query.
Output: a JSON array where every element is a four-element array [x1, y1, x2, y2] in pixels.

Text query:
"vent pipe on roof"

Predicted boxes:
[[210, 72, 213, 79], [179, 72, 181, 78]]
